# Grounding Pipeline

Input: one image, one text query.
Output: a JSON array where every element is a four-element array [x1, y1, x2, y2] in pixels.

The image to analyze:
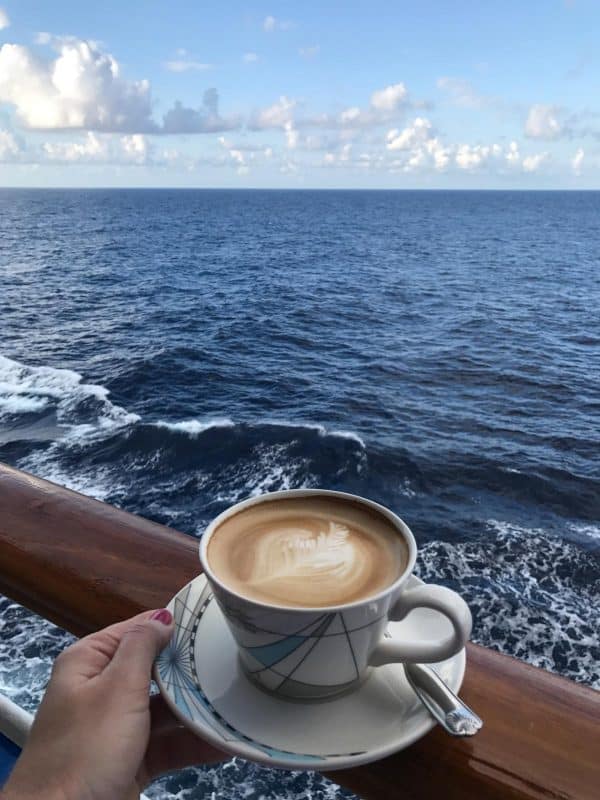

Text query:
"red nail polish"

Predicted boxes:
[[151, 608, 173, 625]]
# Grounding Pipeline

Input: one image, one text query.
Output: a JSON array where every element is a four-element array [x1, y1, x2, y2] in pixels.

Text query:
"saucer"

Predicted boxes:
[[155, 574, 466, 771]]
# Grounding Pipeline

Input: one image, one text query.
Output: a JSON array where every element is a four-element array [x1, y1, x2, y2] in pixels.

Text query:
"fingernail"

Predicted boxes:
[[151, 608, 173, 625]]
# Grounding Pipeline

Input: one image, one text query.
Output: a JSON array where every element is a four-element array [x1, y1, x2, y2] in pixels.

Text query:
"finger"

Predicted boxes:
[[52, 610, 165, 683], [108, 609, 174, 692]]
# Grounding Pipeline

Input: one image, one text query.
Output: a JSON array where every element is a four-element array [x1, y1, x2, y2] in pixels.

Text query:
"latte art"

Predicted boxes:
[[248, 521, 369, 593], [207, 497, 408, 607]]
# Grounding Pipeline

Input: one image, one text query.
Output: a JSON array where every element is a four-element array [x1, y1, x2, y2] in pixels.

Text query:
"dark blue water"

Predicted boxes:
[[1, 190, 599, 799]]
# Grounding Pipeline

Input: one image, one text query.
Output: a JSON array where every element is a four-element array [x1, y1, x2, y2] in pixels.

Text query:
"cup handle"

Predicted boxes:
[[368, 584, 472, 666]]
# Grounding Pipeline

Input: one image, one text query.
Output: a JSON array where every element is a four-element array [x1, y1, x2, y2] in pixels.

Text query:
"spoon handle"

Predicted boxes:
[[404, 662, 483, 737]]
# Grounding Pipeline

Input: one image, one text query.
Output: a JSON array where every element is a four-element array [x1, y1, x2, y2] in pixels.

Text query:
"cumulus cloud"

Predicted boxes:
[[386, 117, 432, 150], [455, 143, 502, 169], [522, 152, 549, 172], [0, 7, 9, 30], [41, 131, 152, 164], [263, 16, 293, 32], [217, 135, 251, 174], [572, 147, 584, 175], [505, 140, 520, 165], [43, 131, 108, 161], [0, 129, 21, 160], [385, 118, 450, 171], [243, 52, 258, 63], [371, 83, 407, 112], [0, 37, 238, 135], [121, 133, 149, 163], [249, 96, 296, 129], [525, 104, 563, 139], [0, 39, 155, 132], [284, 120, 299, 149], [162, 90, 241, 134], [333, 83, 409, 128]]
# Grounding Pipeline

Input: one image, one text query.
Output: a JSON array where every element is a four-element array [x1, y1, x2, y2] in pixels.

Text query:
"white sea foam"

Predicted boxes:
[[569, 522, 600, 542], [0, 394, 49, 414], [329, 428, 366, 447], [154, 418, 235, 436], [0, 354, 140, 435], [262, 418, 365, 447], [418, 519, 600, 689], [0, 354, 108, 401]]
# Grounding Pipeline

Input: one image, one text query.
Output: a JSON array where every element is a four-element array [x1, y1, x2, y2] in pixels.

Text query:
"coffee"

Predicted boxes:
[[207, 496, 408, 607]]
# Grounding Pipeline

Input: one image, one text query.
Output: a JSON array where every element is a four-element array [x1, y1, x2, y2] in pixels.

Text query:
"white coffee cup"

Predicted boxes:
[[199, 489, 472, 700]]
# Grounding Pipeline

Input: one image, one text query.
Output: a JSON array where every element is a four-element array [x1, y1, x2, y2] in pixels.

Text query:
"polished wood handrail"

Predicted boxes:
[[0, 462, 598, 799]]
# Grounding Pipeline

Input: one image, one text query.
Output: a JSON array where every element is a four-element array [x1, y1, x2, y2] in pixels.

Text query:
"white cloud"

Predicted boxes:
[[217, 135, 251, 174], [455, 143, 502, 170], [164, 59, 212, 72], [525, 104, 563, 139], [249, 96, 296, 129], [243, 52, 258, 63], [386, 117, 432, 150], [572, 147, 584, 175], [121, 133, 149, 163], [284, 120, 299, 149], [0, 129, 20, 160], [333, 83, 410, 129], [425, 137, 451, 170], [0, 7, 9, 30], [43, 131, 109, 161], [385, 118, 449, 171], [437, 76, 485, 108], [162, 90, 241, 133], [263, 15, 293, 32], [299, 46, 320, 59], [371, 83, 407, 112], [339, 107, 361, 125], [522, 152, 549, 172], [505, 140, 520, 165], [42, 131, 151, 165], [339, 142, 352, 162], [0, 39, 154, 131], [0, 37, 237, 135]]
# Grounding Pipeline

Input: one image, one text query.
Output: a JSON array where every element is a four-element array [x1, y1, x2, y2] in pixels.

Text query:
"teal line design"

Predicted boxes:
[[274, 613, 337, 693], [156, 579, 366, 763], [246, 634, 308, 667], [245, 613, 335, 670], [340, 612, 360, 681]]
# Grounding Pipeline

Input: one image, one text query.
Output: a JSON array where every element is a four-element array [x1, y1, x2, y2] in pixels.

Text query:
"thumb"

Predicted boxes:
[[109, 609, 174, 691]]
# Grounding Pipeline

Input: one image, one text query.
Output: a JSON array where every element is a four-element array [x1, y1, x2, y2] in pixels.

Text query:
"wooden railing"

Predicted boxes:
[[0, 462, 598, 799]]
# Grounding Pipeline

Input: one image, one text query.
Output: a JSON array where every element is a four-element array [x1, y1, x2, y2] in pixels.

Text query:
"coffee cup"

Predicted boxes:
[[199, 489, 472, 700]]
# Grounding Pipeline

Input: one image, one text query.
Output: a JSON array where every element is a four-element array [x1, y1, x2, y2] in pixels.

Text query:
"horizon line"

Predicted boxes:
[[1, 186, 599, 192]]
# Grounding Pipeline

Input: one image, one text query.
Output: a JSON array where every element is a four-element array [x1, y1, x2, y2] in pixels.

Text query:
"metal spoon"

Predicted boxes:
[[404, 662, 483, 736]]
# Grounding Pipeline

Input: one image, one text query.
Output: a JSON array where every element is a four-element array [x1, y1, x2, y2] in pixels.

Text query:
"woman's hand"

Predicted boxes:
[[2, 610, 225, 800]]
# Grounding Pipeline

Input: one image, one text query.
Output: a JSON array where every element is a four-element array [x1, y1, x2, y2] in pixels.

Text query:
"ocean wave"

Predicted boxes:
[[259, 419, 366, 448], [154, 418, 235, 436], [0, 354, 140, 434]]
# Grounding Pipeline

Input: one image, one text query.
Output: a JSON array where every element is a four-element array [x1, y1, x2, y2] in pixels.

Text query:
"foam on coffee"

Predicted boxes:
[[207, 496, 408, 607]]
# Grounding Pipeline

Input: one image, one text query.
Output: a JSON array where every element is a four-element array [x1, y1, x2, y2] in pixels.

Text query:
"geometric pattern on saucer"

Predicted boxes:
[[155, 578, 366, 762]]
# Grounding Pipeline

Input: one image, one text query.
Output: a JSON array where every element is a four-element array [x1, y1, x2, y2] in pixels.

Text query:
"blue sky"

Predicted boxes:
[[0, 1, 598, 187]]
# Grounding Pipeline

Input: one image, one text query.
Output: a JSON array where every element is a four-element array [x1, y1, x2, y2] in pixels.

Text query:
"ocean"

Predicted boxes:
[[1, 188, 599, 799]]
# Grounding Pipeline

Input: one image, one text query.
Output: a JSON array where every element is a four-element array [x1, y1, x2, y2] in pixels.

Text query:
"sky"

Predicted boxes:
[[0, 1, 599, 188]]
